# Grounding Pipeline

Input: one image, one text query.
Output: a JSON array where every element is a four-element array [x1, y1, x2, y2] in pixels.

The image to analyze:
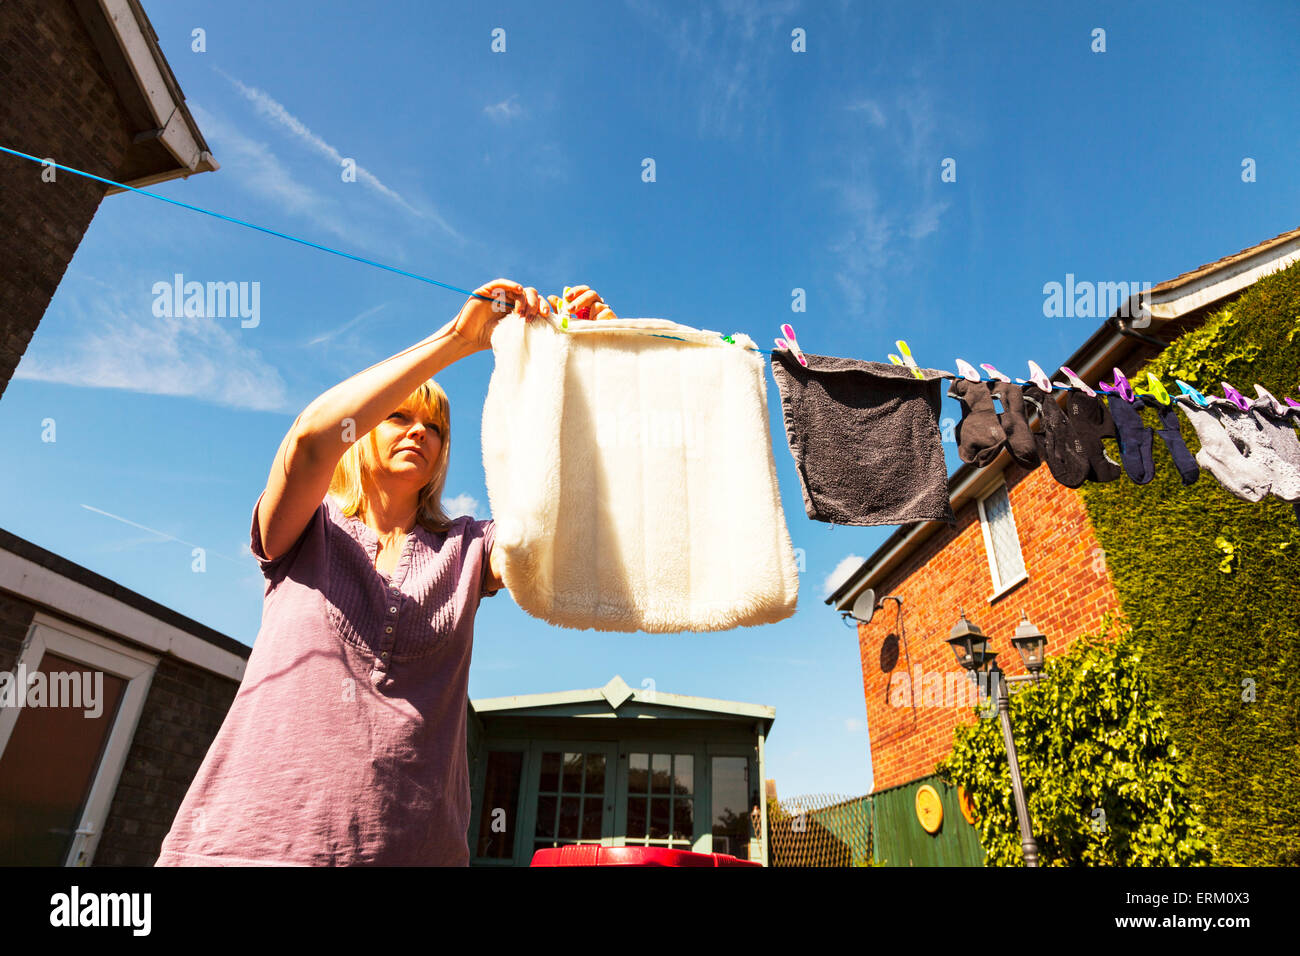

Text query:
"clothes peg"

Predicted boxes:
[[1026, 360, 1053, 391], [1057, 367, 1096, 397], [1097, 368, 1135, 403], [1286, 397, 1300, 412], [1220, 382, 1251, 411], [1250, 385, 1291, 416], [895, 340, 925, 380], [1136, 373, 1171, 406], [980, 363, 1011, 382], [955, 359, 981, 382], [1175, 379, 1210, 407], [776, 323, 807, 366]]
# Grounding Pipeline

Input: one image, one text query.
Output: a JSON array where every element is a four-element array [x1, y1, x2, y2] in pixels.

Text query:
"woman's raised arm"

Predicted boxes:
[[256, 280, 544, 562]]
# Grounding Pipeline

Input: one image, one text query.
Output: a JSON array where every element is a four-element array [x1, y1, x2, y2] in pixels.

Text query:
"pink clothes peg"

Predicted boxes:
[[955, 359, 981, 382], [775, 323, 807, 366], [1057, 367, 1096, 397], [1220, 382, 1251, 412], [1286, 397, 1300, 412], [1026, 361, 1053, 391], [980, 364, 1011, 382]]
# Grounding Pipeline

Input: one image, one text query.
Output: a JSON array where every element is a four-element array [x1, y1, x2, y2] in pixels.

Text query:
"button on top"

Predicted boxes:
[[385, 626, 393, 634], [381, 651, 389, 659], [388, 606, 397, 614]]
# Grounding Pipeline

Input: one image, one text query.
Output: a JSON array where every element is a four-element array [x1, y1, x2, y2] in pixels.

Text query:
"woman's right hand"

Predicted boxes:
[[453, 279, 548, 352]]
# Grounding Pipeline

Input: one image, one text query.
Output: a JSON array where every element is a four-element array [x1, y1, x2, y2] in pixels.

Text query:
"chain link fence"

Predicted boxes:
[[768, 792, 873, 866]]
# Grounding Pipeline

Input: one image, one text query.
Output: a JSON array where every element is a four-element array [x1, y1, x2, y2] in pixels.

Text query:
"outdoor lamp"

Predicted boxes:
[[947, 610, 991, 672], [1010, 611, 1048, 676]]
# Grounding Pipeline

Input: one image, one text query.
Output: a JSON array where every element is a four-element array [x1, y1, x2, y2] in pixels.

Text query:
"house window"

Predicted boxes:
[[625, 752, 694, 848], [977, 482, 1027, 596]]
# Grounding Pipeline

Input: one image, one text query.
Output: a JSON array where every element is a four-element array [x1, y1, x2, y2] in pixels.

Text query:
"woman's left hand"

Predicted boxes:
[[550, 285, 618, 321]]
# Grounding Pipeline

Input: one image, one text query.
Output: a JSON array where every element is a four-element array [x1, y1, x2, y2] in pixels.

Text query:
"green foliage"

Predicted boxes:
[[937, 618, 1215, 865], [1080, 260, 1300, 865]]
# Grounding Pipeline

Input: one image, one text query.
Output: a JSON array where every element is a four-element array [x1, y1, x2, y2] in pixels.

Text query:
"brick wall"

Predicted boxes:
[[0, 0, 133, 400], [0, 589, 38, 674], [860, 459, 1125, 791], [95, 657, 239, 866]]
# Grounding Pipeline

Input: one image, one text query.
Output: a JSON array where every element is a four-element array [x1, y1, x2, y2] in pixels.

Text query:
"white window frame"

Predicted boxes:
[[976, 479, 1028, 602], [0, 613, 158, 866]]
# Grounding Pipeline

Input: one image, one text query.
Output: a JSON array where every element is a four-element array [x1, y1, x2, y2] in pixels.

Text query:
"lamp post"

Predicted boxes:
[[946, 610, 1048, 868]]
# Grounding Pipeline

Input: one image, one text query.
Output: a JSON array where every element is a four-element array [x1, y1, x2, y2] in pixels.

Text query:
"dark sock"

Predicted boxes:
[[1106, 393, 1155, 484], [1023, 384, 1089, 488], [1064, 391, 1123, 483], [991, 381, 1040, 468], [948, 379, 1007, 467], [1141, 394, 1200, 485]]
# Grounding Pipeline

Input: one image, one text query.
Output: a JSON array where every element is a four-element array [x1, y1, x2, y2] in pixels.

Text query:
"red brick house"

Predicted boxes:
[[0, 0, 217, 401], [826, 228, 1300, 794]]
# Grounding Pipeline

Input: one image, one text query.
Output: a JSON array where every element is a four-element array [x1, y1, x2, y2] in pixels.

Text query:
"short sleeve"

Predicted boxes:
[[250, 488, 326, 579], [478, 517, 499, 598]]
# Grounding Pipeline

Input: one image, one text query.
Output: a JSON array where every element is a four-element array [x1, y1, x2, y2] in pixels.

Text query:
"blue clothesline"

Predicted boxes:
[[0, 143, 763, 353]]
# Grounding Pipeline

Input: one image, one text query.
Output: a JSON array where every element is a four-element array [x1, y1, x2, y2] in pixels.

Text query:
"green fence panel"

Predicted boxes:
[[871, 774, 985, 866]]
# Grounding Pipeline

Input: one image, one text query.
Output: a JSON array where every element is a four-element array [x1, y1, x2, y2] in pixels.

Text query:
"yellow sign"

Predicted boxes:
[[915, 785, 944, 833]]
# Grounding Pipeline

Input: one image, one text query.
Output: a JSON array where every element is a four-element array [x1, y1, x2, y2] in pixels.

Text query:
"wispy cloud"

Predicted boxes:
[[214, 68, 461, 239], [14, 276, 291, 413], [444, 493, 481, 517], [826, 85, 954, 319], [823, 553, 864, 598], [304, 302, 390, 347], [846, 99, 887, 128], [80, 504, 245, 564], [188, 101, 354, 244], [625, 0, 800, 139], [844, 717, 866, 733], [484, 94, 524, 122]]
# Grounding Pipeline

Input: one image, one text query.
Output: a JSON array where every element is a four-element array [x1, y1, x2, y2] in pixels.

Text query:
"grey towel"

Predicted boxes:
[[770, 350, 956, 527]]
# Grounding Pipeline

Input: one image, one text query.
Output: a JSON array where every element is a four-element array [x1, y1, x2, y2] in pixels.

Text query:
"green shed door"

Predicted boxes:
[[525, 744, 618, 859]]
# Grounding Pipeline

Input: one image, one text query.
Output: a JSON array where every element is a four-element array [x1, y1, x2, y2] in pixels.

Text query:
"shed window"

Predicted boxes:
[[533, 751, 606, 852], [625, 752, 694, 848], [475, 751, 524, 859]]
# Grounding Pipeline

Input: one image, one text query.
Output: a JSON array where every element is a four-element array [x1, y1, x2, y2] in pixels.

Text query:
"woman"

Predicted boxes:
[[155, 280, 614, 866]]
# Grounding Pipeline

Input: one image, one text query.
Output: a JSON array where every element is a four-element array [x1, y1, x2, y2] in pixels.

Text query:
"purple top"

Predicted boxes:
[[155, 491, 497, 866]]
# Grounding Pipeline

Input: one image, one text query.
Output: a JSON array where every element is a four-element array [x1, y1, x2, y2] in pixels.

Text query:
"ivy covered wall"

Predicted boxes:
[[1079, 260, 1300, 865]]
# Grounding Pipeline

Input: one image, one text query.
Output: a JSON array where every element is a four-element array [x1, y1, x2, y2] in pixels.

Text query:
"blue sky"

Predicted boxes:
[[2, 0, 1297, 798]]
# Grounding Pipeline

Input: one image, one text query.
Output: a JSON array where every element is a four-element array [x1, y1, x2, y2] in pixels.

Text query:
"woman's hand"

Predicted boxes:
[[551, 285, 618, 321], [453, 279, 548, 353]]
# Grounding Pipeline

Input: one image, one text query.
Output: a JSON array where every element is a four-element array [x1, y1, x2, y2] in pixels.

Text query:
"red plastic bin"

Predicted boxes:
[[531, 845, 760, 867]]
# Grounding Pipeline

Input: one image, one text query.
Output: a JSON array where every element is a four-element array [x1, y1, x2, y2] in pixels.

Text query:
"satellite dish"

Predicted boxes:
[[851, 589, 877, 624]]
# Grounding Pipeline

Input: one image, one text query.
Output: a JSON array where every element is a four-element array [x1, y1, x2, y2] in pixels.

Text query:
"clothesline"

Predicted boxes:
[[0, 143, 766, 353], [769, 348, 1300, 533]]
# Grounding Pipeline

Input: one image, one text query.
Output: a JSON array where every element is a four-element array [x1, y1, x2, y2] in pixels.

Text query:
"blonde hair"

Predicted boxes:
[[327, 379, 458, 534]]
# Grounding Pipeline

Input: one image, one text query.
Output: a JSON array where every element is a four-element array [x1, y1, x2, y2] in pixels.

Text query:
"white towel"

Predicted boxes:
[[481, 313, 800, 633]]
